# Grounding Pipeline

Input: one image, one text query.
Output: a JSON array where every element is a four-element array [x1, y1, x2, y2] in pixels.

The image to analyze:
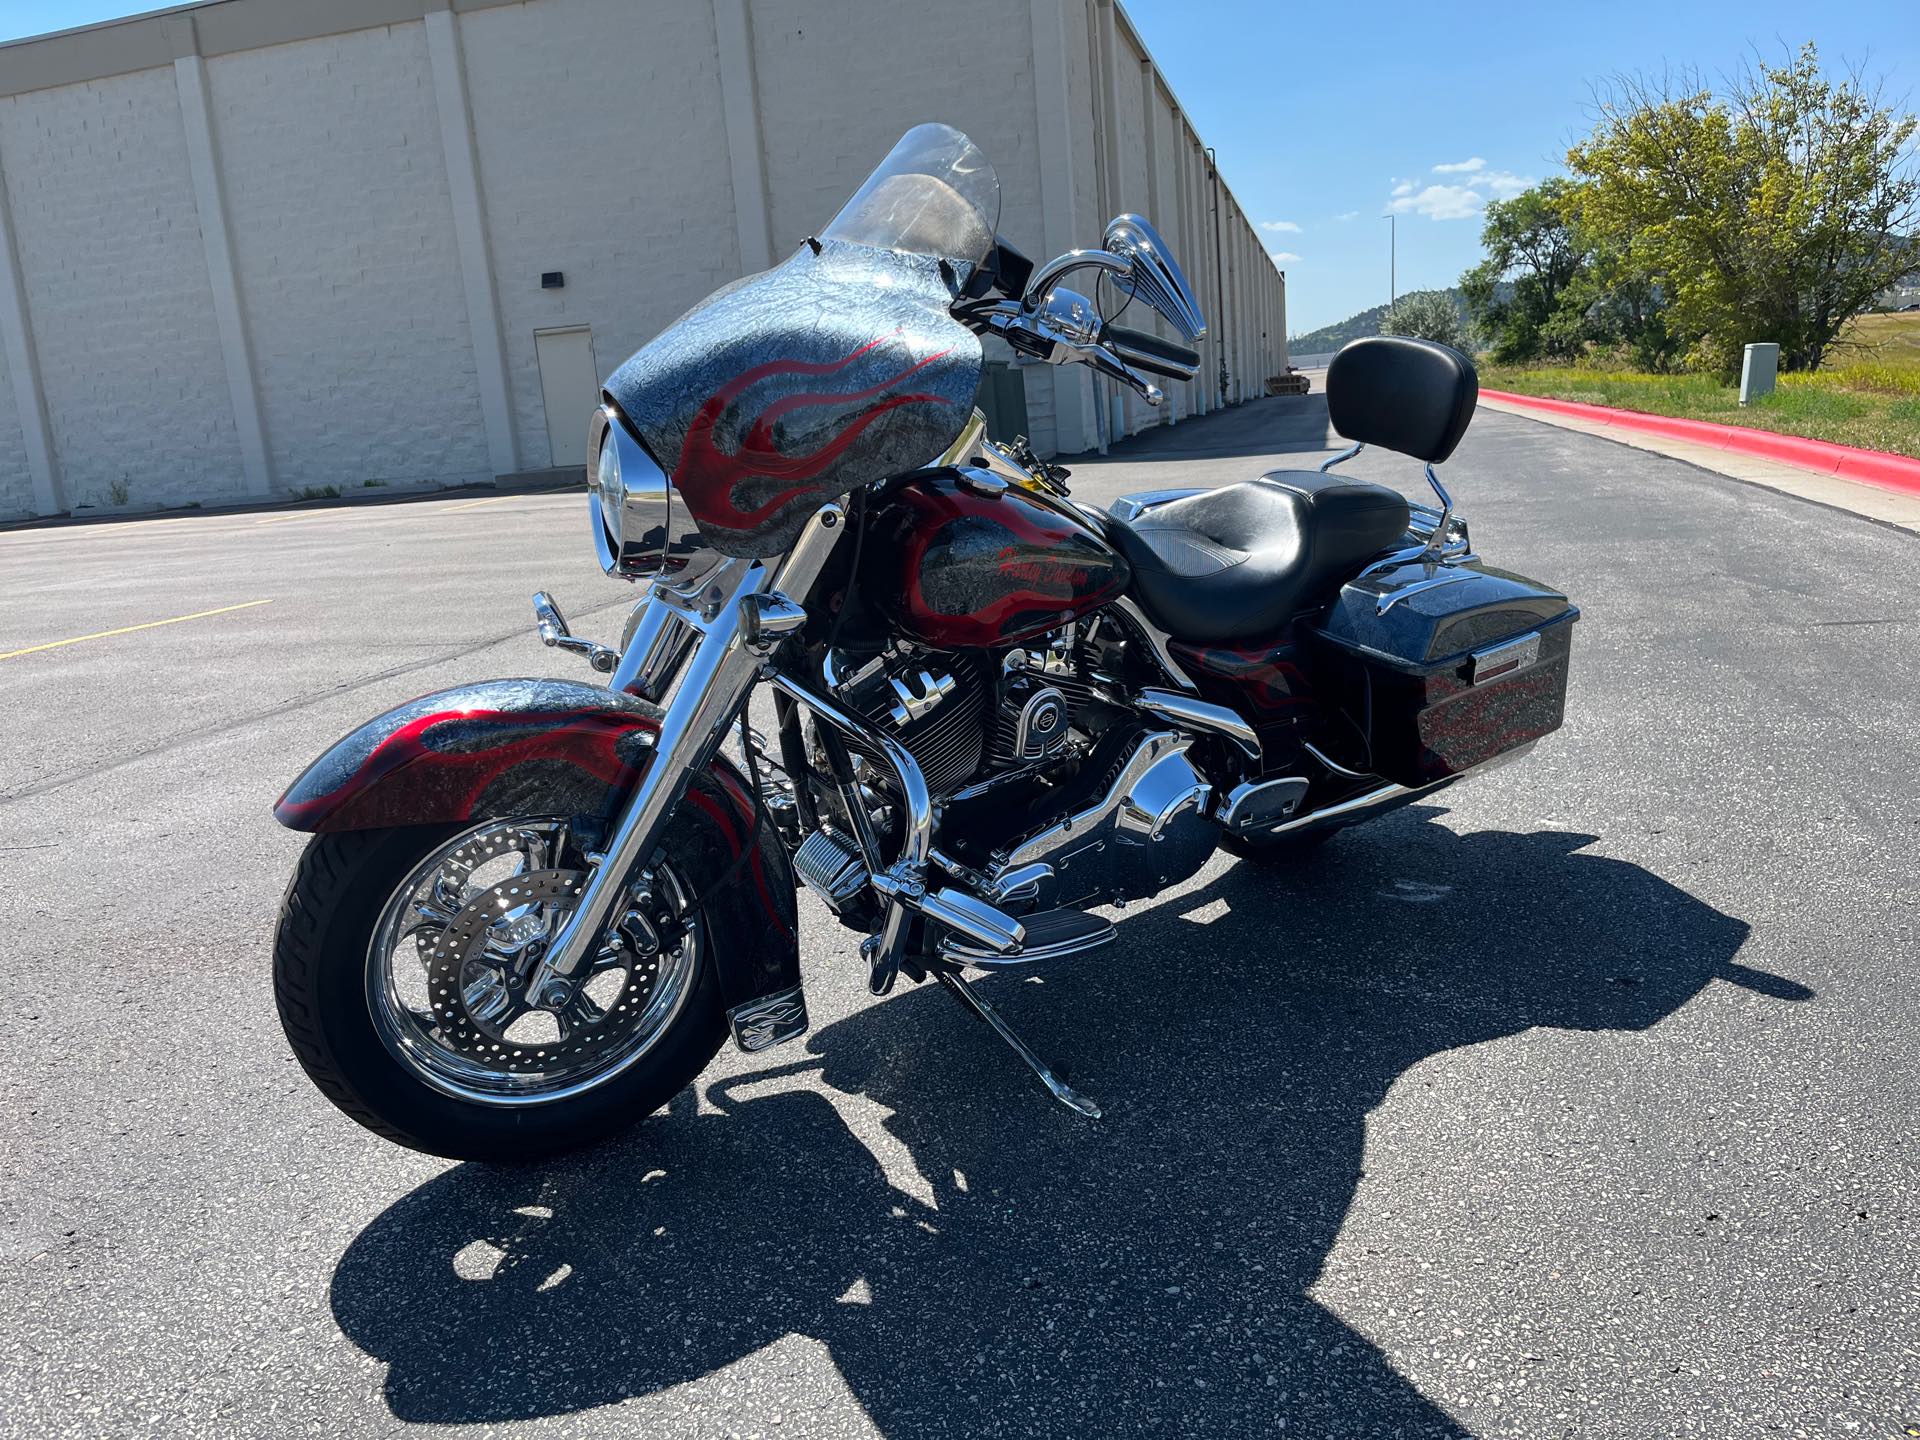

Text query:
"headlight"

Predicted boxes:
[[586, 406, 723, 584]]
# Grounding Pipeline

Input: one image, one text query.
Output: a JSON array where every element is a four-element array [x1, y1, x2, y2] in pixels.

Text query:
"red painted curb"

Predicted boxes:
[[1479, 388, 1920, 499]]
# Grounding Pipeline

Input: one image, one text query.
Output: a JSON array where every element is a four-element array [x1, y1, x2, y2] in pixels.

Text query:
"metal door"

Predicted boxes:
[[535, 326, 600, 469]]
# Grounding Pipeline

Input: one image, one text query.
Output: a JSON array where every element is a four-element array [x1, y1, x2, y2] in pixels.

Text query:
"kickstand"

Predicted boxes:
[[936, 970, 1102, 1119]]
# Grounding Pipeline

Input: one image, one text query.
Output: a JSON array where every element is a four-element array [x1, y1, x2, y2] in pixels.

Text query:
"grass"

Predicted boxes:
[[1480, 311, 1920, 458]]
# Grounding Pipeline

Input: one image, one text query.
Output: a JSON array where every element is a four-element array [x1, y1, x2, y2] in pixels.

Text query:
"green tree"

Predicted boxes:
[[1460, 179, 1592, 363], [1379, 290, 1474, 354], [1569, 43, 1919, 374], [1564, 241, 1681, 371]]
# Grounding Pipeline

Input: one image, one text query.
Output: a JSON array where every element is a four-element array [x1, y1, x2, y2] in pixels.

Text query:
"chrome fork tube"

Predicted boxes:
[[532, 559, 768, 988], [611, 590, 697, 703], [530, 503, 846, 988]]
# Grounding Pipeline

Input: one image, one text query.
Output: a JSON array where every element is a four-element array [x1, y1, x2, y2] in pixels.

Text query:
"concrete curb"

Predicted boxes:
[[1479, 388, 1920, 498]]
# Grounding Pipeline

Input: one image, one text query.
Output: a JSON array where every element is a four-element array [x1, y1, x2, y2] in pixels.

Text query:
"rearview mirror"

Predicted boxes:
[[1103, 214, 1206, 342]]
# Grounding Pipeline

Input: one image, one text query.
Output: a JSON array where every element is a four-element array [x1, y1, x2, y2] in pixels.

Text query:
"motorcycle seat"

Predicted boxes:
[[1103, 473, 1410, 643]]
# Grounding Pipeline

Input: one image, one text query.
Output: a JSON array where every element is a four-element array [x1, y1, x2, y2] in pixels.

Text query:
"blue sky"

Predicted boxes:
[[1123, 0, 1920, 334], [5, 1, 1917, 336]]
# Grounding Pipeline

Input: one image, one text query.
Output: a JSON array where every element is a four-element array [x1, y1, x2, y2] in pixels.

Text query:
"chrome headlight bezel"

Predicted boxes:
[[586, 406, 722, 584]]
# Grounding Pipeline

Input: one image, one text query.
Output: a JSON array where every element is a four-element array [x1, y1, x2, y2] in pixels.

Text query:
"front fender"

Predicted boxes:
[[276, 678, 684, 834], [275, 678, 800, 1024]]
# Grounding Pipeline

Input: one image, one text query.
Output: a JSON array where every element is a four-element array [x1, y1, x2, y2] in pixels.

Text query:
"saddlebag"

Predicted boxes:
[[1309, 561, 1578, 788]]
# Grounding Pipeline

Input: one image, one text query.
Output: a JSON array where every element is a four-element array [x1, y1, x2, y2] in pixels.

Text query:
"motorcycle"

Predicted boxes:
[[271, 125, 1577, 1161]]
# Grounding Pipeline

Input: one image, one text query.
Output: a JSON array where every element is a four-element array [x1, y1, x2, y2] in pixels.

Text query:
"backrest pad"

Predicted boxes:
[[1326, 336, 1478, 465]]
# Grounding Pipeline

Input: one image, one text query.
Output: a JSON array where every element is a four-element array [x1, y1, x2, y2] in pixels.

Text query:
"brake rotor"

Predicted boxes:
[[420, 868, 674, 1075], [412, 825, 564, 960]]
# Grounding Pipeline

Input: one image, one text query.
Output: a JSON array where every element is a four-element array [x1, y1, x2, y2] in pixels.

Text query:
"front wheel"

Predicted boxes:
[[273, 807, 756, 1162]]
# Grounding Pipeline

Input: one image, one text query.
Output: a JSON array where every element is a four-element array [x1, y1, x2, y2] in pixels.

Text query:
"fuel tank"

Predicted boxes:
[[865, 469, 1131, 648]]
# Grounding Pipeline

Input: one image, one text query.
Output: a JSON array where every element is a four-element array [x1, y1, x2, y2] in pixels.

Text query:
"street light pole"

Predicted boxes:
[[1383, 213, 1396, 311]]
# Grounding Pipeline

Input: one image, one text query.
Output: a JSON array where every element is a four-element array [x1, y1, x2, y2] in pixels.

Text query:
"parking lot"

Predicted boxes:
[[2, 393, 1916, 1437]]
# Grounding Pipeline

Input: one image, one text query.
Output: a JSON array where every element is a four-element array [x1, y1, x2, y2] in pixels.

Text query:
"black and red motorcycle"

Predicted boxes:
[[272, 125, 1576, 1160]]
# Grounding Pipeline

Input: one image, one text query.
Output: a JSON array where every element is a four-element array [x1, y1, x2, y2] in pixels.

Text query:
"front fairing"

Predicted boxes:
[[605, 239, 983, 559]]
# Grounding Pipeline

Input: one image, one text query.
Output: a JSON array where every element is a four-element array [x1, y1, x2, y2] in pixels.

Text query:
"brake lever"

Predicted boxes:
[[961, 298, 1163, 406], [1076, 343, 1164, 407]]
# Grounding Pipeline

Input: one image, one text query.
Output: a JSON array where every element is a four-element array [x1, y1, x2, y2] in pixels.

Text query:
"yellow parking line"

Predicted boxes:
[[0, 599, 274, 661], [240, 491, 533, 525], [254, 508, 353, 526]]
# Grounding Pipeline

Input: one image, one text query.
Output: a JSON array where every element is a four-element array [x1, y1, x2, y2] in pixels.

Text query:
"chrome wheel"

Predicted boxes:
[[366, 819, 699, 1106]]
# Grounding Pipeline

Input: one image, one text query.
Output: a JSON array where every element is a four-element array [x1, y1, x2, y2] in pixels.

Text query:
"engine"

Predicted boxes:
[[806, 621, 1217, 920], [829, 627, 1104, 798], [830, 648, 992, 796]]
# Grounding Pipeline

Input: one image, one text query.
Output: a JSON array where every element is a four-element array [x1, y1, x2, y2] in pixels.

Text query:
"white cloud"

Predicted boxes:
[[1386, 161, 1541, 219], [1335, 210, 1360, 222], [1389, 184, 1485, 221], [1259, 219, 1302, 234], [1268, 250, 1301, 263], [1477, 168, 1534, 199]]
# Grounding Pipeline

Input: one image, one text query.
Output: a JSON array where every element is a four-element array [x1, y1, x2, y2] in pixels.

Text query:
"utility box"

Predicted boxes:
[[1740, 343, 1779, 406]]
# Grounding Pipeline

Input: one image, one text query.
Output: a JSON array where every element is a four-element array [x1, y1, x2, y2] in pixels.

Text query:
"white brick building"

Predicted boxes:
[[0, 0, 1287, 520]]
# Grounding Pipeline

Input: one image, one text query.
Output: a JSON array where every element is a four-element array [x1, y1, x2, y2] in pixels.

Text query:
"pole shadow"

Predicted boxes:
[[330, 810, 1804, 1437]]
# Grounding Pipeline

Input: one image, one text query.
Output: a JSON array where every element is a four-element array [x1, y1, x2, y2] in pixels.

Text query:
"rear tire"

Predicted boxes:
[[273, 805, 760, 1163]]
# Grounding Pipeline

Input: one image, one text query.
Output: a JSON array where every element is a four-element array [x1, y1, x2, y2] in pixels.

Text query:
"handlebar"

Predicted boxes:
[[1099, 324, 1200, 381], [954, 293, 1175, 407], [954, 214, 1205, 409]]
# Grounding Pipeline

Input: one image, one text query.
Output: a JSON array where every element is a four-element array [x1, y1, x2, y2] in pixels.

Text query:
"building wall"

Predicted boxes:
[[0, 0, 1284, 519], [746, 0, 1061, 448], [1060, 0, 1288, 450], [0, 290, 29, 517], [0, 64, 241, 509], [460, 0, 744, 472], [208, 22, 492, 493]]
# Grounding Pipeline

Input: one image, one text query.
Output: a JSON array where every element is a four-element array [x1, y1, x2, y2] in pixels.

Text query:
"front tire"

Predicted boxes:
[[273, 806, 758, 1163]]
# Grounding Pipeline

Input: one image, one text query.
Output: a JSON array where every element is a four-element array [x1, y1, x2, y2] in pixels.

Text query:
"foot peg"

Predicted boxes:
[[937, 970, 1101, 1118], [938, 907, 1115, 967]]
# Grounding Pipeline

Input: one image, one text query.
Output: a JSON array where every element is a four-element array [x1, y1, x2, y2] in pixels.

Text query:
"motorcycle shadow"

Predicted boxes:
[[330, 810, 1806, 1437]]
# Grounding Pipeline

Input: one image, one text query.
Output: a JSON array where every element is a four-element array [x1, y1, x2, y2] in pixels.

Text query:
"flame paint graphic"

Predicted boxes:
[[275, 703, 792, 939], [674, 333, 952, 532]]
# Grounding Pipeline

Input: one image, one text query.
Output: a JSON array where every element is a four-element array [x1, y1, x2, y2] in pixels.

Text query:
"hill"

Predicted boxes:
[[1289, 287, 1490, 355]]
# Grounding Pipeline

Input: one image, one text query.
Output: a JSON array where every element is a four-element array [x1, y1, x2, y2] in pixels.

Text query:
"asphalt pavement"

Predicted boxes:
[[2, 392, 1916, 1438]]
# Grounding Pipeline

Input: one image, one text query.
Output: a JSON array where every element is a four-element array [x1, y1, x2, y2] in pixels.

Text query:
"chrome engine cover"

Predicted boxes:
[[998, 679, 1072, 763], [982, 730, 1213, 914]]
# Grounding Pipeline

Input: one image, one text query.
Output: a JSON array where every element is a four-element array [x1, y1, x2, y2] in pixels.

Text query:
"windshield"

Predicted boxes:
[[820, 123, 1000, 267]]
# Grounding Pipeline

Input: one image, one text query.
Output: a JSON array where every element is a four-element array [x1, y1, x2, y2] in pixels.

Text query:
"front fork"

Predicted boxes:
[[521, 504, 844, 1001], [533, 495, 1111, 1115]]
